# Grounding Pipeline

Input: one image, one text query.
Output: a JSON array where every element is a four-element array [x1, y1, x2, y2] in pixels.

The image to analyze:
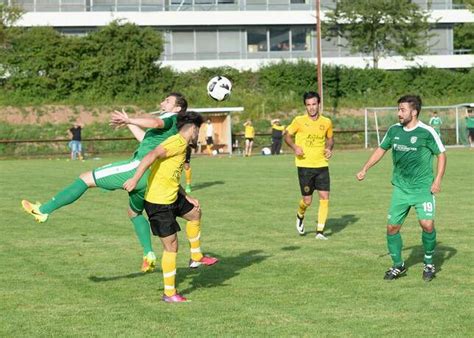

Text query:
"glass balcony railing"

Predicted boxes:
[[6, 0, 459, 12]]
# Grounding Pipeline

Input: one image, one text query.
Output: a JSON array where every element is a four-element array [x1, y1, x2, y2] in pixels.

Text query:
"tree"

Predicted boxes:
[[0, 4, 23, 47], [324, 0, 432, 68]]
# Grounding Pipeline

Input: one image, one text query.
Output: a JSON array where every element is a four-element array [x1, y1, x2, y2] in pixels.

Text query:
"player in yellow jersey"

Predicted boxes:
[[123, 111, 218, 303], [243, 120, 255, 156], [285, 91, 334, 239]]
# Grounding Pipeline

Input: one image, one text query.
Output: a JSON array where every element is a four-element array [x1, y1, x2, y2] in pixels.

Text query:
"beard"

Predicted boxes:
[[399, 115, 412, 126]]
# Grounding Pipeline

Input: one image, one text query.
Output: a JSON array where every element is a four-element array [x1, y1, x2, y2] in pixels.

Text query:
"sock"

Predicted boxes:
[[130, 214, 153, 255], [387, 232, 404, 267], [422, 229, 436, 265], [185, 167, 192, 185], [186, 220, 203, 262], [206, 145, 211, 154], [39, 178, 88, 214], [297, 199, 309, 218], [317, 199, 329, 232], [162, 251, 177, 297]]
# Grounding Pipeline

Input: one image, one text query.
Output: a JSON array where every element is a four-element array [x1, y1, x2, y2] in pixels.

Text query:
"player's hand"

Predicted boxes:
[[431, 179, 441, 194], [324, 148, 333, 159], [123, 178, 138, 192], [356, 169, 366, 181], [294, 146, 304, 157], [110, 109, 130, 127], [186, 195, 200, 211]]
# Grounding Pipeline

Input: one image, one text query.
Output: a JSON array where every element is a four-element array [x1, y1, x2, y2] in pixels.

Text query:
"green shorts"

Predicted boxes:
[[387, 186, 436, 225], [93, 158, 150, 213]]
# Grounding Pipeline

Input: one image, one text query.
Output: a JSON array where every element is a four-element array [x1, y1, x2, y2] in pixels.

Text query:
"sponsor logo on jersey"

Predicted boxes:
[[393, 143, 417, 152]]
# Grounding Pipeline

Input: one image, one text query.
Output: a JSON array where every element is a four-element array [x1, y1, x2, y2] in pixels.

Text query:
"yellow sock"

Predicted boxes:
[[206, 145, 211, 154], [317, 199, 329, 232], [186, 220, 203, 262], [185, 167, 192, 185], [297, 199, 309, 218], [162, 251, 177, 297]]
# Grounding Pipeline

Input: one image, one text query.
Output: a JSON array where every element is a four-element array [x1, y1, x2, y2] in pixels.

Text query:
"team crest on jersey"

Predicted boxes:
[[410, 136, 417, 144], [320, 125, 325, 130]]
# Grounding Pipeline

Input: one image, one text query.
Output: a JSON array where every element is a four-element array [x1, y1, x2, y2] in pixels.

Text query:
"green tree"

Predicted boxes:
[[0, 3, 23, 47], [324, 0, 432, 68], [81, 21, 164, 99]]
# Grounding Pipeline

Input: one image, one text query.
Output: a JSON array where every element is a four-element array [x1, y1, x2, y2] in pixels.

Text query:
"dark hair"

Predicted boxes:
[[168, 92, 188, 114], [177, 111, 204, 130], [303, 91, 321, 104], [398, 95, 422, 116]]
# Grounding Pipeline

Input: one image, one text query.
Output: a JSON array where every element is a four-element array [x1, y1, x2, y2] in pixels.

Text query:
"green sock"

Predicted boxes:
[[387, 232, 403, 267], [422, 229, 436, 265], [39, 178, 88, 214], [131, 214, 153, 255]]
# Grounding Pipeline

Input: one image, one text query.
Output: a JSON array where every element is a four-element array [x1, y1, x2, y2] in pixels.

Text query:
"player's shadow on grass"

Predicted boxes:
[[403, 242, 457, 273], [191, 180, 225, 192], [304, 214, 359, 237], [88, 271, 157, 282], [177, 249, 269, 295]]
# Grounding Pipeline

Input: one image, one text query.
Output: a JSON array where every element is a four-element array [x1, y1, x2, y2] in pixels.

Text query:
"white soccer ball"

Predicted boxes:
[[207, 76, 232, 101]]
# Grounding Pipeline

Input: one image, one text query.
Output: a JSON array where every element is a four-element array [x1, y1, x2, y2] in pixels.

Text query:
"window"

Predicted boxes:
[[247, 28, 267, 52], [292, 27, 311, 51], [269, 27, 290, 51], [219, 31, 241, 58]]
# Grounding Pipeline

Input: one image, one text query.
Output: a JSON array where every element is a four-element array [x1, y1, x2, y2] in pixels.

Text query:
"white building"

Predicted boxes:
[[8, 0, 474, 70]]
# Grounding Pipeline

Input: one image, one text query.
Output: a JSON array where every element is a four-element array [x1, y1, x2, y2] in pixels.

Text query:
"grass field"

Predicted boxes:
[[1, 149, 473, 336]]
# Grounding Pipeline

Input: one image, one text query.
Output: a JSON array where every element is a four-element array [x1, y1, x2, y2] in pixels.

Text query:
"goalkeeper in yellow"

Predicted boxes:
[[285, 91, 334, 239], [123, 111, 218, 303]]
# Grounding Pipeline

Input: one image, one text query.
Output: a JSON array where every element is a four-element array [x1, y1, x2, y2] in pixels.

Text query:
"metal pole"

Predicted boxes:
[[364, 108, 368, 149], [455, 106, 459, 145], [316, 0, 323, 112]]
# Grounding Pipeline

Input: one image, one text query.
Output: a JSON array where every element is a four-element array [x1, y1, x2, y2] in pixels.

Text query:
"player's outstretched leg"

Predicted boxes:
[[21, 175, 91, 223], [186, 220, 218, 268]]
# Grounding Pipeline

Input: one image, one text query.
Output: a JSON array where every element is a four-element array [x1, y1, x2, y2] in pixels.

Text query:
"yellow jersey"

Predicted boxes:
[[245, 125, 255, 138], [145, 134, 188, 204], [286, 114, 333, 168]]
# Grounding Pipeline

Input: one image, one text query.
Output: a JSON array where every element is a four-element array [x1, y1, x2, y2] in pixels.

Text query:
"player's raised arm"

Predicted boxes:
[[123, 145, 167, 192], [356, 147, 387, 181], [431, 152, 447, 194]]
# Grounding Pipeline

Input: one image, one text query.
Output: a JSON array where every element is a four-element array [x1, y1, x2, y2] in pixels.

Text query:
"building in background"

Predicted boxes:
[[7, 0, 474, 70]]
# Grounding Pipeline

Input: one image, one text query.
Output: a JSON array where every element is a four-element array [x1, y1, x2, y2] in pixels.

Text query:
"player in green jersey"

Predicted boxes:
[[21, 93, 187, 273], [429, 111, 442, 137], [356, 95, 447, 282], [465, 110, 474, 147]]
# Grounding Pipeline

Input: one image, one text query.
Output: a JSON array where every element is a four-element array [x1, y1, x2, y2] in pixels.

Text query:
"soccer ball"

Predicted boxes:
[[207, 76, 232, 101]]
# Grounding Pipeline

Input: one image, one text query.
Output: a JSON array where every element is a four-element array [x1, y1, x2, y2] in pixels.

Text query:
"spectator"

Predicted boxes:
[[68, 121, 83, 160], [271, 119, 286, 155]]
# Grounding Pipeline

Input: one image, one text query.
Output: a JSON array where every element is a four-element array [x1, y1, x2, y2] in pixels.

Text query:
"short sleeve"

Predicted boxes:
[[426, 129, 445, 155], [286, 118, 299, 135], [326, 120, 333, 138], [379, 127, 393, 150]]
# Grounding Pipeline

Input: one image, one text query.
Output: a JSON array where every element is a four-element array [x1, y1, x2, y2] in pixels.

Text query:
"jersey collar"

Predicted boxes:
[[403, 121, 420, 132]]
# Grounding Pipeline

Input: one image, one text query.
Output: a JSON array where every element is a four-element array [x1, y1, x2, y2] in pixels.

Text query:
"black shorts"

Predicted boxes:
[[206, 137, 213, 145], [468, 128, 474, 138], [245, 138, 254, 142], [297, 166, 330, 196], [185, 146, 192, 164], [144, 193, 195, 238]]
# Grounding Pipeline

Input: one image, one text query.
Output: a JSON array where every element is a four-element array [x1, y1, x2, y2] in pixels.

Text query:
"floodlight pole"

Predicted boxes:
[[316, 0, 323, 112]]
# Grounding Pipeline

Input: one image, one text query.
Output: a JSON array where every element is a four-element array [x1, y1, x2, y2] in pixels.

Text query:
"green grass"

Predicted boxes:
[[1, 149, 473, 336]]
